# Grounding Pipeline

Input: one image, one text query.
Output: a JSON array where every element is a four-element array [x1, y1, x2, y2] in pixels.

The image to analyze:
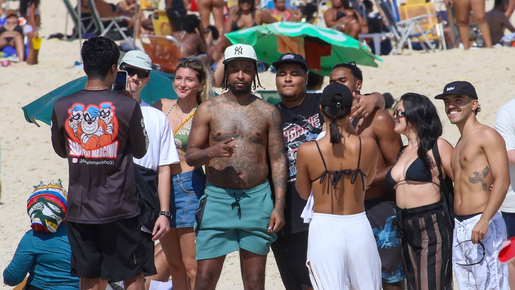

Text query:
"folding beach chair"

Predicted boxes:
[[86, 0, 131, 40], [63, 0, 96, 40], [399, 0, 447, 50], [379, 0, 435, 53], [140, 35, 180, 73]]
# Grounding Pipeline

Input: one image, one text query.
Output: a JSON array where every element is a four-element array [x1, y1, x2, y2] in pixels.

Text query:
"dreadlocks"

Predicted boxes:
[[221, 63, 264, 91]]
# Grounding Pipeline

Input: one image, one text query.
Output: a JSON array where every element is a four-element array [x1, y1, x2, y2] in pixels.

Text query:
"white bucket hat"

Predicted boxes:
[[223, 44, 258, 65], [121, 50, 152, 71]]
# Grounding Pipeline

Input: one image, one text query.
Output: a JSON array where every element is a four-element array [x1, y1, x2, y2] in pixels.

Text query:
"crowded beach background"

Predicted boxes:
[[1, 0, 515, 288]]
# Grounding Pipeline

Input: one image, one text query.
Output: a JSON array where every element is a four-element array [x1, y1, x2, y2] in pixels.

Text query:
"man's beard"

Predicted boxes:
[[229, 81, 252, 95], [278, 90, 298, 99]]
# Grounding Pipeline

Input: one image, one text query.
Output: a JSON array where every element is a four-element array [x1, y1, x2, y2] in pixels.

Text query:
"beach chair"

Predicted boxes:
[[140, 35, 180, 73], [399, 0, 447, 49], [86, 0, 131, 40], [152, 10, 173, 36], [379, 0, 435, 53], [62, 0, 96, 40]]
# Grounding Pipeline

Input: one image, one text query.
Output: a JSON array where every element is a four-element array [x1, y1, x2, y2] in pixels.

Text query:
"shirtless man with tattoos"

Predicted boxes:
[[436, 81, 510, 289], [185, 44, 288, 290]]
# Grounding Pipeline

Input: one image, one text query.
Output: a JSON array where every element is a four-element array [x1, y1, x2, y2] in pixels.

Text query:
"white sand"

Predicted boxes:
[[1, 0, 515, 289]]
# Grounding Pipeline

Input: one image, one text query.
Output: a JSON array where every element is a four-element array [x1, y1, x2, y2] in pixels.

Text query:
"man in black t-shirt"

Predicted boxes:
[[51, 37, 149, 290], [271, 53, 385, 290]]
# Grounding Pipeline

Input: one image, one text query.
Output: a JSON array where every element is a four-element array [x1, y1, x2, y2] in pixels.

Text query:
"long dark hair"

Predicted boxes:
[[297, 2, 318, 22], [321, 95, 352, 144], [400, 93, 443, 169]]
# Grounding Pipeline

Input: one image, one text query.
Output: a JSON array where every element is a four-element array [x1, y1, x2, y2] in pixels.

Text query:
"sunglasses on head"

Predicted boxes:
[[120, 65, 150, 78], [455, 240, 485, 266], [393, 109, 406, 118], [239, 0, 253, 4]]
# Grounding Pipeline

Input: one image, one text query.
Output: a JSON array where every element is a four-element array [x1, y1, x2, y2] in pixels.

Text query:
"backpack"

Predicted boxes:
[[134, 164, 160, 231]]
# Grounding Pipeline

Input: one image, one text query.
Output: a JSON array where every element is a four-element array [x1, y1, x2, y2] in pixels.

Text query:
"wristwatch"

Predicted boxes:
[[159, 211, 172, 219]]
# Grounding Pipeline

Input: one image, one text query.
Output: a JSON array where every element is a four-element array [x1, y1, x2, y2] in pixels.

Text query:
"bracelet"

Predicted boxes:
[[275, 198, 286, 203]]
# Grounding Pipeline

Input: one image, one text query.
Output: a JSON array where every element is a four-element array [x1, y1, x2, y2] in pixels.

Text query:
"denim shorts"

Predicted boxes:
[[170, 168, 205, 228]]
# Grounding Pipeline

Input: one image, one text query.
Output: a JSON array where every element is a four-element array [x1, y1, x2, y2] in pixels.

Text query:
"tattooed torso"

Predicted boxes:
[[452, 127, 494, 215], [204, 94, 276, 189]]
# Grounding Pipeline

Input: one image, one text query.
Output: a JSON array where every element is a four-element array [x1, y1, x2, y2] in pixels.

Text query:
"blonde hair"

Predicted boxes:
[[174, 57, 214, 103]]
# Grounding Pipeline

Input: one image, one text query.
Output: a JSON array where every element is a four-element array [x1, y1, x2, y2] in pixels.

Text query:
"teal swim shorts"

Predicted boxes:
[[195, 180, 277, 260]]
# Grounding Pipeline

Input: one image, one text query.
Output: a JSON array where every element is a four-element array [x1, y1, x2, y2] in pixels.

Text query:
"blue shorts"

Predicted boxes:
[[170, 168, 205, 228], [502, 212, 515, 239]]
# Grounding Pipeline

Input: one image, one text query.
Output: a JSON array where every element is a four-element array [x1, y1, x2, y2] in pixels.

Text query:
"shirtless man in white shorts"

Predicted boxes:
[[436, 81, 510, 289]]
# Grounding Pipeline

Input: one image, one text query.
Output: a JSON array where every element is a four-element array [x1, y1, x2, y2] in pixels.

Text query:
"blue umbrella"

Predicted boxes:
[[22, 70, 178, 126]]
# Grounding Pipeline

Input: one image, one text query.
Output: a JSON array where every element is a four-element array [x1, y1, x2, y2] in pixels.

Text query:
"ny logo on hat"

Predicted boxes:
[[282, 54, 295, 60], [446, 86, 455, 92], [235, 46, 243, 55]]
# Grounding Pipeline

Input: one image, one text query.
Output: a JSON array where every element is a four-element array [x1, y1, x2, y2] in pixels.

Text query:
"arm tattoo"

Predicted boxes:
[[268, 109, 288, 198], [468, 166, 490, 191]]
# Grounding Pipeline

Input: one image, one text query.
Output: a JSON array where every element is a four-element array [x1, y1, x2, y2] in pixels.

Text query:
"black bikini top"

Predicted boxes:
[[232, 20, 258, 32], [310, 137, 367, 194], [385, 147, 439, 189]]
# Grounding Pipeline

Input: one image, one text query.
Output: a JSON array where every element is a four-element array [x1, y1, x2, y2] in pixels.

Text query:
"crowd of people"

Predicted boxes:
[[4, 33, 515, 290]]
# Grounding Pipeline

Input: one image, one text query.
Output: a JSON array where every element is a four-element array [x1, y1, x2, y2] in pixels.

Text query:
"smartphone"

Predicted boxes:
[[113, 70, 128, 92]]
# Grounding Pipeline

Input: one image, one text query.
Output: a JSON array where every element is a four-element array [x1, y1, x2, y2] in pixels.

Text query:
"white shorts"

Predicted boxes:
[[307, 212, 381, 290], [453, 212, 509, 290]]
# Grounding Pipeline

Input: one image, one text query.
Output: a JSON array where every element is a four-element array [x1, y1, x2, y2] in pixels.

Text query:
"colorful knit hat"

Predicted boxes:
[[27, 180, 67, 233]]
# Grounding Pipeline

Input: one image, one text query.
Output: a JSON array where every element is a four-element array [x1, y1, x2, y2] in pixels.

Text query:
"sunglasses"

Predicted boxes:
[[393, 109, 406, 118], [120, 65, 150, 78], [239, 0, 253, 4], [455, 240, 485, 266]]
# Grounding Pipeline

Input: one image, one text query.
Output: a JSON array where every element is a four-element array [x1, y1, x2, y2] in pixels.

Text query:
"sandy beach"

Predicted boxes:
[[1, 0, 515, 288]]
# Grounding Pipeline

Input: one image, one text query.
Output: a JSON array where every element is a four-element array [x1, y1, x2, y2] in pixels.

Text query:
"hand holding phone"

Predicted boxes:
[[113, 70, 128, 92]]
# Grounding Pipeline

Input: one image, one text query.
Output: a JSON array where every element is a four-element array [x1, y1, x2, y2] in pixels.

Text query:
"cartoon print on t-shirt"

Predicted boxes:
[[65, 105, 84, 143], [66, 102, 120, 159], [99, 102, 119, 137]]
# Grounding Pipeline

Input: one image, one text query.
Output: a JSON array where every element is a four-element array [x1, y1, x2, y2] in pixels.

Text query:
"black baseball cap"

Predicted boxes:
[[435, 81, 478, 100], [321, 83, 353, 108], [272, 53, 308, 72]]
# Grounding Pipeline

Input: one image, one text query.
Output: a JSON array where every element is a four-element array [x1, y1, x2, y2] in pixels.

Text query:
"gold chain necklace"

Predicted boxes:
[[85, 86, 109, 90]]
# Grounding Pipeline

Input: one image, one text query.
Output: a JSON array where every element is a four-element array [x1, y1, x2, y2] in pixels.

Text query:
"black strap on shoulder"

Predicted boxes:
[[315, 141, 328, 170], [357, 137, 362, 170], [432, 140, 455, 229]]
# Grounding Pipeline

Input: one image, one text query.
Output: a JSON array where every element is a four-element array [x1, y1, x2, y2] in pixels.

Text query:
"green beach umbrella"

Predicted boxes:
[[225, 22, 382, 76], [22, 70, 178, 126]]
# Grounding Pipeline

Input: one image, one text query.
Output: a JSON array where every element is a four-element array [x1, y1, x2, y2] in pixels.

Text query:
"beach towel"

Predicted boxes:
[[27, 180, 67, 233]]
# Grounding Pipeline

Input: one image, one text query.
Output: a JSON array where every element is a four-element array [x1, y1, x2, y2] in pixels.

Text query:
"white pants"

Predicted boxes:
[[307, 212, 381, 290], [453, 212, 509, 290]]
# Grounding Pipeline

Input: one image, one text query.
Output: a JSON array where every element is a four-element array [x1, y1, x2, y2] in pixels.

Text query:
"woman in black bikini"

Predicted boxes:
[[0, 10, 25, 62], [296, 83, 381, 289], [323, 0, 367, 39], [388, 93, 454, 290]]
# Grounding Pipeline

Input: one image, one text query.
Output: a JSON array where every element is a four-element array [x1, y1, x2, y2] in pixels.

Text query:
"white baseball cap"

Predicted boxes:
[[223, 44, 258, 65], [121, 50, 152, 71]]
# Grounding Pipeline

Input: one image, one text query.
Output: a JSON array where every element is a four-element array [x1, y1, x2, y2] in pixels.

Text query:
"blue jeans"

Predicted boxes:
[[170, 168, 205, 228]]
